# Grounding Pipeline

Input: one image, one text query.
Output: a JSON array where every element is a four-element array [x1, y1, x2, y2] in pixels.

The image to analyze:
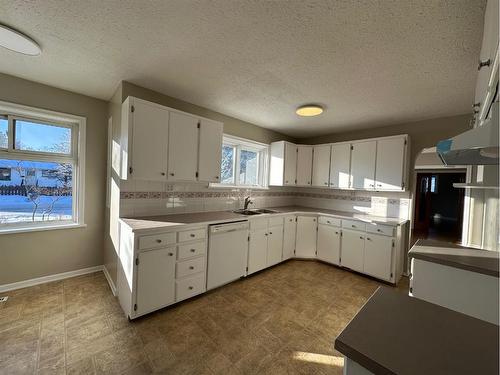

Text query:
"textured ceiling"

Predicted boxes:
[[0, 0, 486, 137]]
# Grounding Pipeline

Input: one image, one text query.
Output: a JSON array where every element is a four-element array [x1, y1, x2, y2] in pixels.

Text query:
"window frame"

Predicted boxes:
[[212, 134, 269, 189], [0, 100, 86, 233]]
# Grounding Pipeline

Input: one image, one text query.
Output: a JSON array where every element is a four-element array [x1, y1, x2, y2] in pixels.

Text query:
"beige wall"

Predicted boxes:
[[0, 73, 108, 285], [121, 81, 295, 144]]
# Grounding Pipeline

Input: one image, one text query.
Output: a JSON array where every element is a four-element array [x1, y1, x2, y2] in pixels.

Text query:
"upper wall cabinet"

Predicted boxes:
[[120, 97, 223, 182], [312, 145, 331, 187], [329, 143, 351, 189], [375, 137, 407, 191], [350, 140, 377, 189], [296, 145, 313, 186], [270, 141, 297, 186]]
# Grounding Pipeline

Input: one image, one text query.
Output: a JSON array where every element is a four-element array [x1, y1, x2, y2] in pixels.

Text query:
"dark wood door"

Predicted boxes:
[[414, 173, 432, 232]]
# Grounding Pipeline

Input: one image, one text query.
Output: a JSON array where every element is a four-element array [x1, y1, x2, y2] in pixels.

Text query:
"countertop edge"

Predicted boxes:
[[334, 339, 395, 375]]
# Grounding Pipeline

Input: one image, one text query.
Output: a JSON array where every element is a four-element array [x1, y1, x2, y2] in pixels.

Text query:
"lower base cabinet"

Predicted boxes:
[[283, 215, 296, 260], [136, 247, 176, 316], [248, 227, 269, 274], [248, 217, 285, 274], [267, 225, 284, 266], [340, 229, 365, 273], [295, 216, 317, 258], [317, 223, 341, 265], [363, 234, 393, 281]]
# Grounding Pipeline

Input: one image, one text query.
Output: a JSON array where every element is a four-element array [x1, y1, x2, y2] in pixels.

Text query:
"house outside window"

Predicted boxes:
[[0, 101, 86, 231], [215, 135, 268, 188]]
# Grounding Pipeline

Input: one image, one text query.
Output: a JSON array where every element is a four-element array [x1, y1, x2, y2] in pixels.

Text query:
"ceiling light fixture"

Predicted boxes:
[[296, 104, 324, 117], [0, 24, 41, 56]]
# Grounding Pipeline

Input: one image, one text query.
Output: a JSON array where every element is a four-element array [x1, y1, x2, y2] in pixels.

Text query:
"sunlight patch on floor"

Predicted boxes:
[[292, 351, 344, 367]]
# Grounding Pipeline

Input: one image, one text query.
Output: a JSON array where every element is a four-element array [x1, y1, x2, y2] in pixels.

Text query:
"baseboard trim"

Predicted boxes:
[[103, 265, 117, 296], [0, 265, 103, 293]]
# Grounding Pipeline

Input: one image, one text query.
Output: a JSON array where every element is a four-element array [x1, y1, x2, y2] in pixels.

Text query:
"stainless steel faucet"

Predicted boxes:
[[244, 196, 253, 209]]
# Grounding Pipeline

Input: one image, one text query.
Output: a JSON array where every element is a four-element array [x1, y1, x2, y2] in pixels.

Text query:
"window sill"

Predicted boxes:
[[0, 222, 87, 235], [209, 184, 270, 190]]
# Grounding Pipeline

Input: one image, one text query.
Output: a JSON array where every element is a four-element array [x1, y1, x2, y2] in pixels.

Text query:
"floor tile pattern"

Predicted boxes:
[[0, 260, 408, 374]]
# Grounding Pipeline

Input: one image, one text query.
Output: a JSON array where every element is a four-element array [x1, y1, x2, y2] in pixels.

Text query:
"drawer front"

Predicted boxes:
[[250, 218, 268, 231], [269, 216, 284, 227], [178, 228, 206, 242], [342, 219, 366, 232], [178, 241, 206, 260], [138, 232, 176, 250], [318, 216, 341, 227], [176, 257, 205, 278], [366, 223, 395, 237], [176, 273, 206, 302]]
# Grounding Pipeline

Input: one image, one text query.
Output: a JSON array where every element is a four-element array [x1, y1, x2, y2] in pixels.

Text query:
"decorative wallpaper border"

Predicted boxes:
[[120, 190, 408, 206]]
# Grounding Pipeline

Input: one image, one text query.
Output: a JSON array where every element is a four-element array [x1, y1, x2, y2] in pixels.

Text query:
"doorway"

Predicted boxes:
[[412, 171, 466, 245]]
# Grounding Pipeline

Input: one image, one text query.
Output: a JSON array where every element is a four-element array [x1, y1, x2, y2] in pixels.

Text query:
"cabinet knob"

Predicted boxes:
[[324, 182, 328, 185], [335, 232, 339, 234], [327, 221, 331, 224], [190, 248, 196, 252], [367, 237, 371, 241], [473, 102, 480, 108], [352, 225, 356, 228], [215, 176, 219, 180], [478, 59, 491, 70], [269, 232, 273, 235], [265, 233, 268, 236], [156, 239, 162, 243], [190, 233, 195, 238], [188, 286, 194, 290], [168, 252, 173, 256], [170, 173, 175, 176], [189, 266, 194, 270], [377, 229, 382, 232], [377, 184, 382, 187], [359, 236, 363, 239], [285, 180, 289, 183], [161, 172, 166, 176]]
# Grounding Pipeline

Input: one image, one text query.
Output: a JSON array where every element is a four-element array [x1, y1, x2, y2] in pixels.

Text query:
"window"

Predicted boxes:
[[214, 135, 268, 188], [0, 101, 85, 231]]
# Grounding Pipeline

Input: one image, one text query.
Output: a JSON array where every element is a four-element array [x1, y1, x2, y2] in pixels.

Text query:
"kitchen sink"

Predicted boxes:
[[233, 209, 262, 215], [253, 209, 278, 214]]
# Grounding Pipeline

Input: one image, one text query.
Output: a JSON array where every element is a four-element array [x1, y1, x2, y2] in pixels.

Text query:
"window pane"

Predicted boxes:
[[0, 117, 7, 149], [240, 149, 259, 185], [14, 119, 71, 154], [0, 159, 73, 224], [221, 145, 235, 184]]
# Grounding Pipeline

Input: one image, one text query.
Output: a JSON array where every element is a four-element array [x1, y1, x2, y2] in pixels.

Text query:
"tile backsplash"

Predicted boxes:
[[119, 181, 410, 219]]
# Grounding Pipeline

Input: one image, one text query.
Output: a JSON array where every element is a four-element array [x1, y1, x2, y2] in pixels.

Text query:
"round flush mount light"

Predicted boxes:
[[0, 24, 41, 56], [296, 104, 324, 117]]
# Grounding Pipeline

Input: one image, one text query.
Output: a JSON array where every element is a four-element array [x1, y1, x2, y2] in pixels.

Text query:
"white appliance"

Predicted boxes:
[[207, 221, 249, 290]]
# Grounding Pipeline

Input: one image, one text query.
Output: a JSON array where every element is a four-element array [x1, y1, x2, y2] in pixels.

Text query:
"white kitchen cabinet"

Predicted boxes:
[[167, 112, 199, 182], [269, 141, 297, 186], [296, 146, 313, 186], [350, 140, 376, 189], [121, 97, 169, 180], [330, 143, 352, 189], [295, 216, 317, 258], [267, 225, 284, 267], [341, 229, 365, 273], [375, 137, 407, 191], [198, 118, 223, 182], [136, 247, 176, 316], [283, 215, 296, 260], [312, 145, 331, 187], [248, 227, 269, 274], [317, 223, 341, 265], [363, 234, 393, 281]]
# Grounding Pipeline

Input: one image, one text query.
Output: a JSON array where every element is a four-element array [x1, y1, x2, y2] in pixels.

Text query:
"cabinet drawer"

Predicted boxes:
[[269, 216, 284, 227], [178, 228, 206, 242], [366, 223, 395, 237], [250, 218, 268, 231], [342, 220, 366, 232], [176, 257, 205, 278], [138, 232, 176, 250], [176, 273, 206, 302], [178, 241, 206, 260], [318, 216, 341, 227]]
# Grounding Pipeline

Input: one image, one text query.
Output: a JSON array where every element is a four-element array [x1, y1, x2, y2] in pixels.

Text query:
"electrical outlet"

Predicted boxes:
[[165, 185, 174, 192], [0, 296, 8, 303]]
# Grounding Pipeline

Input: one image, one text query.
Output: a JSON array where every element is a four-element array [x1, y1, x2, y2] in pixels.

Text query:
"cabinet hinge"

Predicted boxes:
[[247, 235, 250, 242], [390, 273, 393, 278], [135, 258, 139, 266], [196, 171, 199, 178], [197, 121, 200, 129], [340, 231, 343, 237], [392, 240, 395, 248], [295, 179, 297, 184], [246, 267, 248, 272], [129, 167, 133, 174], [404, 139, 407, 145], [295, 217, 297, 222], [134, 304, 137, 311], [350, 145, 353, 150], [401, 182, 405, 189], [131, 105, 135, 113]]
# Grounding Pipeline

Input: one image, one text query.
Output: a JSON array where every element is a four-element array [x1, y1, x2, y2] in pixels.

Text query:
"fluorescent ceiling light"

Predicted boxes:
[[0, 24, 41, 56], [296, 105, 324, 117]]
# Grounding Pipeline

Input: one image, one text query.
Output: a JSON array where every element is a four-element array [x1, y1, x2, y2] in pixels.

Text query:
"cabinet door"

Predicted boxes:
[[267, 225, 284, 267], [283, 216, 296, 260], [136, 247, 175, 316], [167, 112, 199, 181], [340, 229, 365, 272], [330, 143, 351, 189], [295, 216, 317, 258], [312, 145, 331, 187], [351, 141, 376, 189], [364, 234, 393, 281], [130, 100, 169, 181], [198, 119, 223, 182], [317, 224, 341, 265], [284, 143, 297, 186], [375, 137, 406, 191], [296, 146, 313, 186], [248, 228, 268, 274]]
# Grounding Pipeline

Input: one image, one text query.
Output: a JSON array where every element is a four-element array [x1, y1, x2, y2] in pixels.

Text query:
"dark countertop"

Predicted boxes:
[[120, 205, 408, 232], [408, 239, 499, 278], [335, 287, 499, 375]]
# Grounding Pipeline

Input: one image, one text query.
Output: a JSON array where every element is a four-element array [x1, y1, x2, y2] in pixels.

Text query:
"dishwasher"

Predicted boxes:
[[207, 221, 249, 290]]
